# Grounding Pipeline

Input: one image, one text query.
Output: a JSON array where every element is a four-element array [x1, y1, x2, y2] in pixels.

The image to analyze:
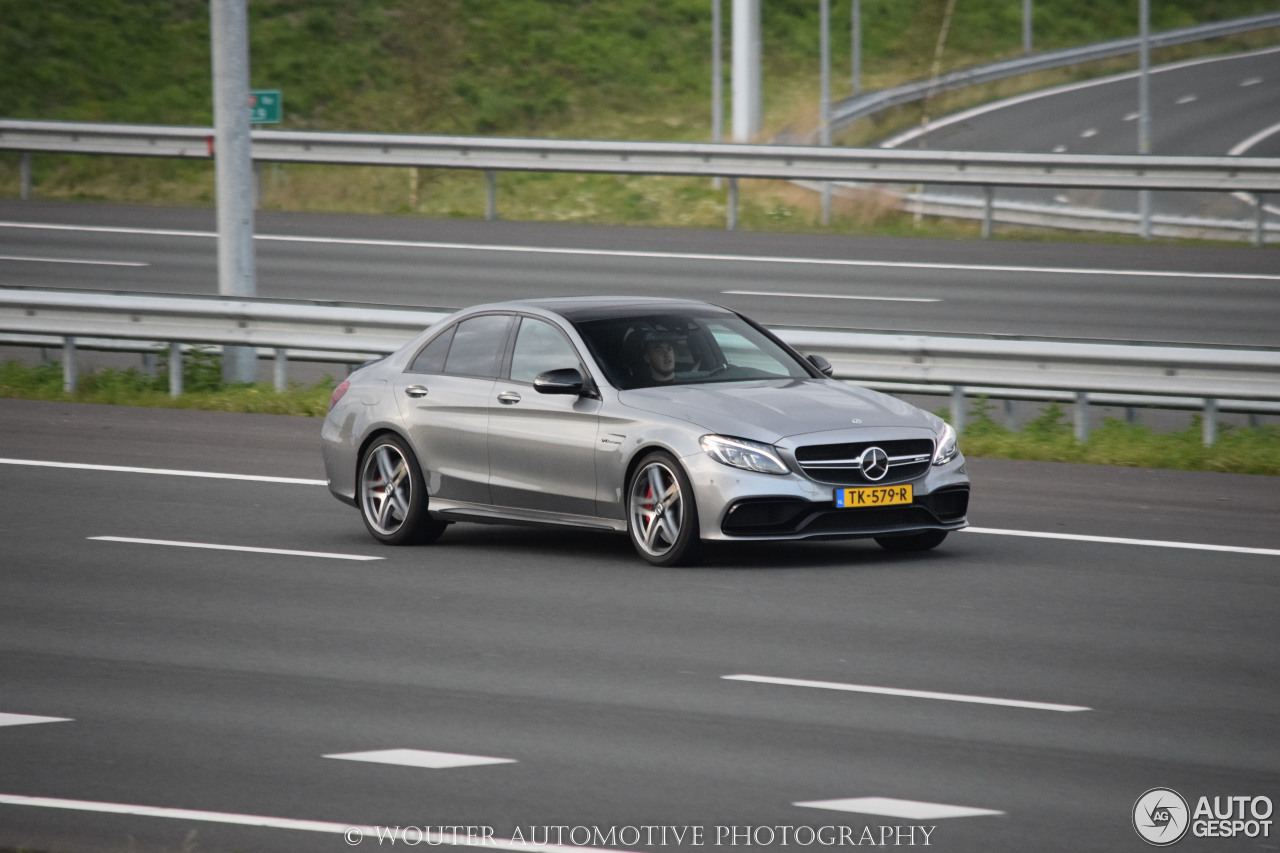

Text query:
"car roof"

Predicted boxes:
[[466, 296, 735, 323]]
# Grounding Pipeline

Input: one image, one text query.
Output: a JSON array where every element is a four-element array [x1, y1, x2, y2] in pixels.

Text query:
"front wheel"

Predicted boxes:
[[874, 529, 948, 552], [358, 435, 447, 545], [627, 452, 702, 567]]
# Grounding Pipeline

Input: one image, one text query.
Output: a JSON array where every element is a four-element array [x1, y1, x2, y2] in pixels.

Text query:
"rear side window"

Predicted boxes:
[[444, 314, 512, 378], [408, 324, 455, 374]]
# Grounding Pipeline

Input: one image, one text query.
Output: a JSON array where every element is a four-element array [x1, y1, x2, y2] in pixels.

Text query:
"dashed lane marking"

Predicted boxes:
[[0, 458, 325, 485], [89, 536, 383, 562], [722, 675, 1091, 712], [0, 713, 72, 728], [795, 797, 1004, 820], [324, 749, 517, 769], [963, 527, 1280, 557]]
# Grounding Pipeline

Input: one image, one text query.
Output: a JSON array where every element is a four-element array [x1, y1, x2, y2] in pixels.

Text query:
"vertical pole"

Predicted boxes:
[[981, 186, 995, 239], [141, 352, 156, 378], [1003, 398, 1017, 431], [851, 0, 861, 95], [485, 170, 497, 221], [1074, 391, 1090, 442], [62, 337, 77, 393], [950, 386, 966, 435], [274, 348, 288, 392], [1137, 0, 1152, 240], [712, 0, 724, 189], [1254, 193, 1265, 248], [409, 167, 419, 210], [727, 177, 738, 231], [1022, 0, 1032, 53], [732, 0, 762, 141], [20, 152, 33, 200], [253, 159, 263, 210], [820, 0, 831, 226], [1202, 399, 1218, 446], [169, 342, 184, 397], [1125, 406, 1138, 424], [211, 0, 258, 384]]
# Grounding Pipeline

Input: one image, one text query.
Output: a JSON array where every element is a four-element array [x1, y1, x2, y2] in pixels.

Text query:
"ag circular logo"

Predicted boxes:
[[1134, 788, 1190, 846]]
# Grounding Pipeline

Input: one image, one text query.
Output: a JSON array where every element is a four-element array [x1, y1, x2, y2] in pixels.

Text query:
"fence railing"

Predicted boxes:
[[2, 287, 1276, 444], [4, 119, 1279, 233]]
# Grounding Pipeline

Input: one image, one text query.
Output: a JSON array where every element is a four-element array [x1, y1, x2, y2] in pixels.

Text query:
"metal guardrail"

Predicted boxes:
[[827, 12, 1280, 135], [2, 288, 1276, 444]]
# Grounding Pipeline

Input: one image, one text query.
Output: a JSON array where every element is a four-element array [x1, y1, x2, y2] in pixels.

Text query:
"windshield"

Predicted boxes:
[[573, 311, 812, 390]]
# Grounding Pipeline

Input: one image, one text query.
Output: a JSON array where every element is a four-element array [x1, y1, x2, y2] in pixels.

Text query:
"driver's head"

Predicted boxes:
[[642, 336, 676, 380]]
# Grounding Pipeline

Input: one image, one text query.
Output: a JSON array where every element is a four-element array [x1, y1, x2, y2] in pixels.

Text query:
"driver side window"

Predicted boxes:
[[509, 317, 581, 385]]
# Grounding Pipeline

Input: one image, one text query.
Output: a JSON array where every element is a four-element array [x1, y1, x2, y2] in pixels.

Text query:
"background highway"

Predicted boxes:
[[886, 47, 1280, 224], [0, 399, 1277, 852], [2, 200, 1278, 347]]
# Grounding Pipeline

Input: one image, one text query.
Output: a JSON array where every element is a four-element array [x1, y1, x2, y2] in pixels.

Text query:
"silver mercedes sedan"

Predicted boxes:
[[321, 297, 969, 565]]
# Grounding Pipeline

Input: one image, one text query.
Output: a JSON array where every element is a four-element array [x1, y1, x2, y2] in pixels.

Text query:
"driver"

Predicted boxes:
[[640, 334, 677, 383]]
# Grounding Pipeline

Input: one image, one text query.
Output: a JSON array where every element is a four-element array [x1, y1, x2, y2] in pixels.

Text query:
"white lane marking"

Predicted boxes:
[[1240, 76, 1263, 87], [0, 794, 629, 852], [1176, 94, 1198, 105], [796, 797, 1004, 820], [722, 674, 1091, 712], [1124, 111, 1140, 121], [882, 44, 1280, 149], [0, 255, 147, 267], [1228, 120, 1280, 156], [325, 749, 517, 769], [1079, 128, 1098, 138], [2, 220, 1279, 281], [1052, 143, 1067, 152], [0, 713, 73, 727], [0, 458, 326, 486], [962, 527, 1280, 557], [1053, 194, 1070, 204], [723, 290, 940, 303], [90, 536, 383, 562]]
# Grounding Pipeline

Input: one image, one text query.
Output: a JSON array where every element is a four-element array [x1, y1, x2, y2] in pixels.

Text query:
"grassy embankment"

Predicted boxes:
[[2, 359, 1276, 475], [1, 0, 1278, 237]]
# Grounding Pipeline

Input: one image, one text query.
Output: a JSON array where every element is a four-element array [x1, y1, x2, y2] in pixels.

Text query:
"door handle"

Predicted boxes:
[[497, 390, 522, 405], [404, 385, 429, 398]]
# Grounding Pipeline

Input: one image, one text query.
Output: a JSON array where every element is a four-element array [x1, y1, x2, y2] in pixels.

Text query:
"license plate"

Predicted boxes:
[[835, 484, 913, 508]]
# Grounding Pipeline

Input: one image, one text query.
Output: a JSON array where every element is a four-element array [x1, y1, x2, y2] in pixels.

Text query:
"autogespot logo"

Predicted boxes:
[[1134, 788, 1191, 846]]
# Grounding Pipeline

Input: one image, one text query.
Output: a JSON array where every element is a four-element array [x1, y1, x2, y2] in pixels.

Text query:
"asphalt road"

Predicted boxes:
[[1, 399, 1277, 853], [2, 200, 1278, 347], [887, 46, 1280, 223]]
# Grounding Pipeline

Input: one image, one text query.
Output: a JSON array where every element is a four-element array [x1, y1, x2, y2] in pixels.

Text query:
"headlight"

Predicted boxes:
[[700, 435, 789, 475], [933, 422, 959, 466]]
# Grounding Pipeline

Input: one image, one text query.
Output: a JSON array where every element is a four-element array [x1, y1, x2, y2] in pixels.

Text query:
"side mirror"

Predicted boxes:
[[533, 367, 585, 395], [806, 354, 834, 377]]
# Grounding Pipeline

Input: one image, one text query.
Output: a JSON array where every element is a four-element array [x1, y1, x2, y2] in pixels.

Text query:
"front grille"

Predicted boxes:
[[794, 438, 934, 485], [720, 488, 969, 538]]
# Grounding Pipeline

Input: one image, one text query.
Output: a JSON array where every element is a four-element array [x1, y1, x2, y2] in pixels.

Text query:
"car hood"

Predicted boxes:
[[618, 379, 934, 443]]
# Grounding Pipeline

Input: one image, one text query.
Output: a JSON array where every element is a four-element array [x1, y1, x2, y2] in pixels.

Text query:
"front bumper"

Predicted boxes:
[[684, 451, 969, 542]]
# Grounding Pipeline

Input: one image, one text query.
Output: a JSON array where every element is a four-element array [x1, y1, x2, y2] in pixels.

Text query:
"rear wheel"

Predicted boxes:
[[874, 529, 948, 552], [358, 435, 447, 545], [627, 452, 702, 567]]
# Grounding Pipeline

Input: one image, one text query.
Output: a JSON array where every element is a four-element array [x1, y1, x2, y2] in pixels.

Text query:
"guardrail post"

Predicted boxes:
[[141, 352, 157, 378], [274, 347, 288, 392], [950, 386, 965, 435], [1074, 391, 1090, 441], [169, 342, 183, 397], [485, 171, 497, 221], [727, 177, 738, 231], [1254, 193, 1266, 248], [62, 336, 77, 393], [1003, 398, 1017, 430], [981, 186, 995, 239], [20, 152, 33, 200], [1202, 398, 1218, 446]]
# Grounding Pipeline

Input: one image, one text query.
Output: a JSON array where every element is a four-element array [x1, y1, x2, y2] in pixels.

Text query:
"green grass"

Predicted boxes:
[[0, 356, 337, 417], [953, 398, 1280, 476], [3, 360, 1275, 474], [2, 0, 1277, 235]]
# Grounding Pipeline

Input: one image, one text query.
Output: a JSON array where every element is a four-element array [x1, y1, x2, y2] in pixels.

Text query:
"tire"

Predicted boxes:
[[874, 529, 948, 552], [358, 434, 447, 546], [627, 451, 702, 567]]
